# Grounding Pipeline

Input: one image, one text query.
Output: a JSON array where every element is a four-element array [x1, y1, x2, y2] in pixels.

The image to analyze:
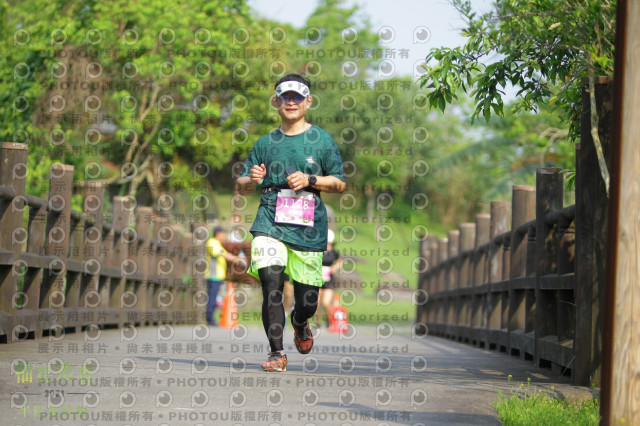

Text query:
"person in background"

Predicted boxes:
[[317, 229, 341, 328], [206, 226, 246, 326]]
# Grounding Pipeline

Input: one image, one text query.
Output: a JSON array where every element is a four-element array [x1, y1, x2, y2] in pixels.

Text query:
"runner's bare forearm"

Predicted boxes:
[[311, 175, 346, 193]]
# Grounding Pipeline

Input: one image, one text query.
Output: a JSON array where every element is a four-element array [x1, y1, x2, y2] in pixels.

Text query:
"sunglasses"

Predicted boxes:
[[278, 95, 306, 103]]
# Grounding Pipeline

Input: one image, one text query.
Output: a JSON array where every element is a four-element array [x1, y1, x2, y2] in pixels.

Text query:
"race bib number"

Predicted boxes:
[[274, 189, 315, 227]]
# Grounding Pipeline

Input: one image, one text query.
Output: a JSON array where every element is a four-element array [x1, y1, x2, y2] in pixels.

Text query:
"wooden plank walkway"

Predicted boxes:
[[0, 324, 596, 425]]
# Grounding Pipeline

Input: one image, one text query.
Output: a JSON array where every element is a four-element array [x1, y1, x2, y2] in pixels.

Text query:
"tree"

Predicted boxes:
[[418, 0, 616, 191], [436, 102, 575, 202], [1, 0, 284, 214], [287, 0, 436, 222]]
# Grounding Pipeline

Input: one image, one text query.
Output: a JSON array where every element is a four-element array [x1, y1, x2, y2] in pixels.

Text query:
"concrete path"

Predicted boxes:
[[0, 323, 596, 425]]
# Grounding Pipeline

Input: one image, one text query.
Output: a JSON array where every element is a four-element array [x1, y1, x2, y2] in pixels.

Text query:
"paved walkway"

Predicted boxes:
[[0, 323, 596, 425]]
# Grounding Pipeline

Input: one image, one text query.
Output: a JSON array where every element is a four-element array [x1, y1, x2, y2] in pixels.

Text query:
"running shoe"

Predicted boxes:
[[262, 351, 287, 372], [291, 310, 314, 354]]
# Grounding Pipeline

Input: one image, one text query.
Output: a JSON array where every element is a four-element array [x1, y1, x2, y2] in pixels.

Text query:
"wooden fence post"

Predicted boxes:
[[65, 189, 86, 334], [535, 168, 564, 370], [500, 232, 511, 352], [41, 164, 74, 338], [472, 214, 490, 288], [81, 181, 104, 329], [180, 228, 190, 324], [458, 223, 475, 290], [457, 223, 475, 337], [23, 180, 47, 339], [438, 238, 448, 292], [525, 225, 537, 349], [149, 215, 159, 322], [557, 214, 576, 352], [508, 185, 535, 356], [488, 201, 511, 349], [471, 213, 489, 345], [447, 231, 460, 284], [416, 237, 428, 327], [147, 214, 160, 325], [111, 196, 130, 327], [99, 206, 115, 325], [437, 237, 448, 333], [0, 142, 28, 341], [134, 206, 153, 325], [169, 224, 182, 324], [155, 216, 171, 324], [447, 230, 459, 330], [574, 76, 614, 386], [428, 238, 438, 327], [601, 0, 638, 420], [181, 232, 195, 324], [175, 229, 190, 324]]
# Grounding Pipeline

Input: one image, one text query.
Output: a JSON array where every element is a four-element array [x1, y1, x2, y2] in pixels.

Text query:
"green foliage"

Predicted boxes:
[[436, 103, 575, 201], [1, 0, 582, 238], [2, 0, 592, 290], [492, 377, 600, 425], [1, 0, 277, 200], [419, 0, 616, 140], [288, 0, 428, 219]]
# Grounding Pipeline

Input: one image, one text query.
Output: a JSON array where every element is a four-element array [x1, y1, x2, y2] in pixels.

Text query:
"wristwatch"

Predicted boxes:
[[308, 175, 317, 186]]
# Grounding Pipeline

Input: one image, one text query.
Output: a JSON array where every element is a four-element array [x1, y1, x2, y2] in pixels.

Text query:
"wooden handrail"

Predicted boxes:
[[0, 142, 211, 343]]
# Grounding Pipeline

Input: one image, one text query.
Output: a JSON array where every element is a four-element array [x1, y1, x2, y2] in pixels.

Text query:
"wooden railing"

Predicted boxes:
[[417, 169, 577, 370], [0, 142, 246, 343], [416, 79, 613, 385]]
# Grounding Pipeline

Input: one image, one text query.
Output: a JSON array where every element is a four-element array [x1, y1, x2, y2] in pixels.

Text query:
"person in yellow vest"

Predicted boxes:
[[206, 226, 245, 326]]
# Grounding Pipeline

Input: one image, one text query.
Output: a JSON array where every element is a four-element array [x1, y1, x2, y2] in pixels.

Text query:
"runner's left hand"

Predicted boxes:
[[286, 171, 309, 191]]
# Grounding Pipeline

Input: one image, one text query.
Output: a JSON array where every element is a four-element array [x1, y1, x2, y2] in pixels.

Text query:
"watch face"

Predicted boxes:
[[309, 175, 317, 185]]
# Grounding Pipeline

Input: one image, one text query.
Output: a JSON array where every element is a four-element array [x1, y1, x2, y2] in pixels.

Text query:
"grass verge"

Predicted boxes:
[[492, 377, 600, 425]]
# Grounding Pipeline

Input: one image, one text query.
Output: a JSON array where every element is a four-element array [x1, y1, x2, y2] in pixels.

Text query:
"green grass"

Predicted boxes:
[[333, 207, 418, 296], [492, 377, 600, 425], [343, 293, 414, 325]]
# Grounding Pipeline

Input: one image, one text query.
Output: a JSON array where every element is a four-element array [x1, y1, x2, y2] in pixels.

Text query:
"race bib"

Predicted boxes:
[[274, 189, 315, 227], [322, 266, 332, 281]]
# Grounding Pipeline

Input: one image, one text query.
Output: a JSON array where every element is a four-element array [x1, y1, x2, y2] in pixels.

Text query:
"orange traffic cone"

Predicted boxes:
[[329, 293, 348, 333], [219, 282, 238, 328]]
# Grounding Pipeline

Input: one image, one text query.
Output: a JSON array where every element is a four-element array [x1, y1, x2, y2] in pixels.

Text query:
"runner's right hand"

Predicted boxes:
[[250, 163, 266, 184]]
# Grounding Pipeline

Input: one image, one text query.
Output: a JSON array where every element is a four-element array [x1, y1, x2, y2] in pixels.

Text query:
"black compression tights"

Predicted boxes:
[[258, 265, 319, 352]]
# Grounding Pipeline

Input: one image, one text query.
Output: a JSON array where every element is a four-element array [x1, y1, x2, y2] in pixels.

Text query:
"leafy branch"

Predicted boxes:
[[419, 0, 615, 192], [419, 0, 615, 135]]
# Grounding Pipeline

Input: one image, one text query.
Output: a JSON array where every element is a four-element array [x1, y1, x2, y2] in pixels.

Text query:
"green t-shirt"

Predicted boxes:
[[240, 125, 345, 252]]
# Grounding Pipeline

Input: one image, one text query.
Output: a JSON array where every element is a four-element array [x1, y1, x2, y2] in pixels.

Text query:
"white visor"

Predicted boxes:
[[275, 80, 310, 97]]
